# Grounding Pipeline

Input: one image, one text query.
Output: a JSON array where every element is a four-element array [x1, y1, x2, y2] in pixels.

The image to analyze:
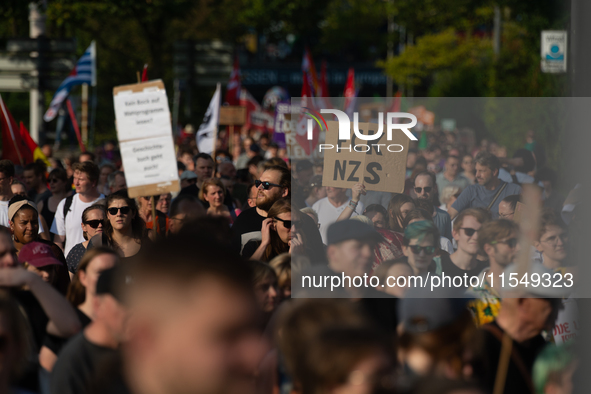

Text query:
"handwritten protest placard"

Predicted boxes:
[[321, 121, 409, 193], [113, 80, 180, 198]]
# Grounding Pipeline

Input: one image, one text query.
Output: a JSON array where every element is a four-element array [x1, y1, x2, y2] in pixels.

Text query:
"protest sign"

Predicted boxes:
[[553, 297, 578, 345], [321, 120, 409, 193], [113, 80, 179, 198]]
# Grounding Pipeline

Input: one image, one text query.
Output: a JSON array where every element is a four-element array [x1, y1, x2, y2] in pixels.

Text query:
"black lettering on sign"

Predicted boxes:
[[364, 162, 382, 184], [334, 160, 347, 181], [347, 161, 361, 182]]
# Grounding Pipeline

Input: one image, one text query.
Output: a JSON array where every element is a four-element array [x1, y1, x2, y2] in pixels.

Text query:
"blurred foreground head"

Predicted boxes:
[[122, 231, 262, 394]]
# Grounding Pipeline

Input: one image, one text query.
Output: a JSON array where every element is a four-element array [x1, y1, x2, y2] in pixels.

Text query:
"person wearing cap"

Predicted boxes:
[[467, 219, 520, 326], [479, 263, 568, 394], [180, 170, 198, 189], [397, 286, 479, 379], [18, 241, 67, 294], [305, 175, 326, 208], [50, 266, 129, 394]]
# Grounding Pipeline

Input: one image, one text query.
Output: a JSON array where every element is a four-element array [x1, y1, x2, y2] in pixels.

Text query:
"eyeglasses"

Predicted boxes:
[[491, 237, 518, 248], [460, 227, 479, 237], [409, 245, 436, 255], [414, 186, 432, 194], [84, 219, 103, 229], [541, 233, 569, 245], [107, 206, 131, 216], [255, 180, 282, 190], [49, 178, 61, 184], [274, 217, 300, 229]]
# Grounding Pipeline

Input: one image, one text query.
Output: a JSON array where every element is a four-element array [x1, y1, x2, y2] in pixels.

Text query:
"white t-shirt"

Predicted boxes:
[[51, 194, 105, 255], [312, 197, 365, 244], [0, 200, 45, 233]]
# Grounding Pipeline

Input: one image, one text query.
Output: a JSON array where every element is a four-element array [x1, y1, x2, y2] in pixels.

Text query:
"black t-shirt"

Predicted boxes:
[[439, 254, 489, 288], [231, 207, 265, 254], [12, 289, 48, 351], [50, 332, 118, 394], [44, 309, 91, 356], [479, 321, 546, 394]]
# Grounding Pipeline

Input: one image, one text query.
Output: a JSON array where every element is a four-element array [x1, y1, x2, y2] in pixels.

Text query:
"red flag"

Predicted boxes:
[[20, 122, 50, 167], [226, 57, 241, 105], [141, 64, 148, 82], [343, 68, 356, 117], [239, 88, 261, 130], [0, 94, 33, 165], [295, 72, 319, 156]]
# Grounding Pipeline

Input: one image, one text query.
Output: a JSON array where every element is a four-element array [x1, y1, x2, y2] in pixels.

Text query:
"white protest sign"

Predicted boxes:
[[541, 31, 567, 73], [119, 136, 178, 188], [113, 80, 180, 198], [553, 297, 578, 345], [113, 87, 172, 142]]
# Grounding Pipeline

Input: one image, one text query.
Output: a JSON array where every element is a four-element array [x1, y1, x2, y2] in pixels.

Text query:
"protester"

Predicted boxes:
[[232, 165, 290, 254], [534, 209, 569, 270], [88, 190, 147, 261], [402, 208, 454, 255], [168, 194, 206, 234], [199, 178, 236, 223], [51, 161, 105, 255], [0, 160, 17, 227], [387, 193, 415, 233], [461, 153, 476, 184], [51, 266, 129, 394], [398, 220, 440, 276], [66, 205, 106, 275], [243, 198, 294, 261], [92, 232, 263, 394], [24, 162, 51, 204], [250, 260, 279, 327], [180, 170, 197, 189], [300, 207, 319, 228], [498, 148, 536, 185], [373, 258, 413, 298], [9, 196, 56, 254], [269, 253, 291, 301], [414, 171, 453, 240], [97, 163, 115, 195], [193, 153, 215, 189], [137, 195, 169, 236], [498, 194, 521, 220], [436, 156, 470, 204], [304, 175, 326, 208], [38, 168, 72, 242], [363, 203, 389, 228], [533, 344, 577, 394], [439, 208, 490, 286], [107, 170, 127, 194], [439, 185, 462, 212], [449, 151, 521, 220], [245, 182, 258, 208], [536, 167, 564, 214], [11, 180, 27, 197], [467, 219, 519, 326], [313, 185, 365, 244]]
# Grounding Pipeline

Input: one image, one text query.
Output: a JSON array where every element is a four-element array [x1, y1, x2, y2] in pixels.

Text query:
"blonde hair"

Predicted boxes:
[[198, 178, 226, 202], [269, 253, 291, 288], [440, 185, 461, 205], [300, 207, 318, 222], [351, 215, 373, 226]]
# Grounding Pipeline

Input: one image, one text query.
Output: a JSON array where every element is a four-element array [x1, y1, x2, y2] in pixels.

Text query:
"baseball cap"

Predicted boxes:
[[18, 242, 62, 268], [96, 266, 130, 303], [399, 286, 471, 333], [180, 170, 197, 181], [326, 220, 383, 245]]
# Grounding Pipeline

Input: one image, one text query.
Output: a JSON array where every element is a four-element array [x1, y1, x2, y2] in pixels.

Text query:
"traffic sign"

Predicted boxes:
[[541, 31, 567, 73]]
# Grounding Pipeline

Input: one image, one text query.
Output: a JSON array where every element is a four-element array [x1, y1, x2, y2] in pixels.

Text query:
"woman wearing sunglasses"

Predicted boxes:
[[243, 198, 297, 262], [65, 204, 105, 276], [88, 190, 147, 261], [399, 220, 440, 276]]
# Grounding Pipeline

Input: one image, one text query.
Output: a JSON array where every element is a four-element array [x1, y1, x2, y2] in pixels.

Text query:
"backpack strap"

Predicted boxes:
[[482, 324, 535, 394], [62, 195, 75, 219], [511, 173, 521, 186], [487, 183, 507, 211]]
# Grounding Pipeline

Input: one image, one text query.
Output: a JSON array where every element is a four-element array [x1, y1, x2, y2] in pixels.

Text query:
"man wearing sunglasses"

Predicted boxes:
[[414, 171, 453, 241], [440, 208, 490, 288], [468, 219, 520, 326], [232, 166, 290, 254]]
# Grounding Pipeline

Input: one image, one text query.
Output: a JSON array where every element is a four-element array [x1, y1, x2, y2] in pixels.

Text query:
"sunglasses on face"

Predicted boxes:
[[107, 206, 131, 216], [460, 227, 478, 237], [274, 217, 300, 229], [409, 245, 436, 255], [414, 186, 432, 194], [255, 180, 282, 190], [491, 237, 518, 248], [84, 219, 103, 229]]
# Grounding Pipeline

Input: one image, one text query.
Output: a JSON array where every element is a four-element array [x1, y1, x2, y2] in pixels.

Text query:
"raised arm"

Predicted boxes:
[[337, 183, 366, 221]]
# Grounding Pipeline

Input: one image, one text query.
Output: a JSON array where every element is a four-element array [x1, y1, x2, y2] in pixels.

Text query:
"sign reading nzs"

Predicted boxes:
[[321, 119, 410, 194]]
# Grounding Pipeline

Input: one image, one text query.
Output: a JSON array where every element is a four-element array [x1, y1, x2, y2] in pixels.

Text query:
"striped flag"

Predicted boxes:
[[44, 41, 96, 122]]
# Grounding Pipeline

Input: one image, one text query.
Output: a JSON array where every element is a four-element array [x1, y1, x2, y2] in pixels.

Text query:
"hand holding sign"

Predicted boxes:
[[351, 183, 367, 202]]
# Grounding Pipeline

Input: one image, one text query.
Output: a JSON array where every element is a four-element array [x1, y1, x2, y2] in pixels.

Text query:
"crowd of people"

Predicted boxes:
[[0, 127, 581, 394]]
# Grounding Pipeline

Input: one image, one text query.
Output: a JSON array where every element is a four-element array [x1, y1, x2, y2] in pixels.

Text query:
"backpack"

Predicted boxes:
[[62, 194, 75, 219]]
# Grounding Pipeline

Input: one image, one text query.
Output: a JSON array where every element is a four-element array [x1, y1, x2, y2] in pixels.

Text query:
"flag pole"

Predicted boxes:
[[81, 83, 89, 146], [66, 99, 86, 153]]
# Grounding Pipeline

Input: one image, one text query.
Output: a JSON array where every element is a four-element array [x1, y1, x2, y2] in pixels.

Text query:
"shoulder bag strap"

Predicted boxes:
[[487, 182, 508, 211]]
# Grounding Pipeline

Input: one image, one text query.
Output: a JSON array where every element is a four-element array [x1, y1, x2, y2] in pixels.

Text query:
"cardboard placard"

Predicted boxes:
[[113, 80, 179, 198], [219, 106, 246, 126], [322, 121, 409, 193]]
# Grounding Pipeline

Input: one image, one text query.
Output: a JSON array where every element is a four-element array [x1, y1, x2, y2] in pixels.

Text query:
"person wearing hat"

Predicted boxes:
[[18, 241, 64, 289], [479, 262, 570, 394], [50, 266, 129, 394], [179, 170, 198, 189]]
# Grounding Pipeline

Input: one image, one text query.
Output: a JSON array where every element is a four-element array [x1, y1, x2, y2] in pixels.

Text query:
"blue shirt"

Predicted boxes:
[[451, 180, 521, 219]]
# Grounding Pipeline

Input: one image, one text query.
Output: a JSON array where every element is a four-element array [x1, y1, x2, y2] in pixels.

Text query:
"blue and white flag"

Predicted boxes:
[[44, 41, 96, 122]]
